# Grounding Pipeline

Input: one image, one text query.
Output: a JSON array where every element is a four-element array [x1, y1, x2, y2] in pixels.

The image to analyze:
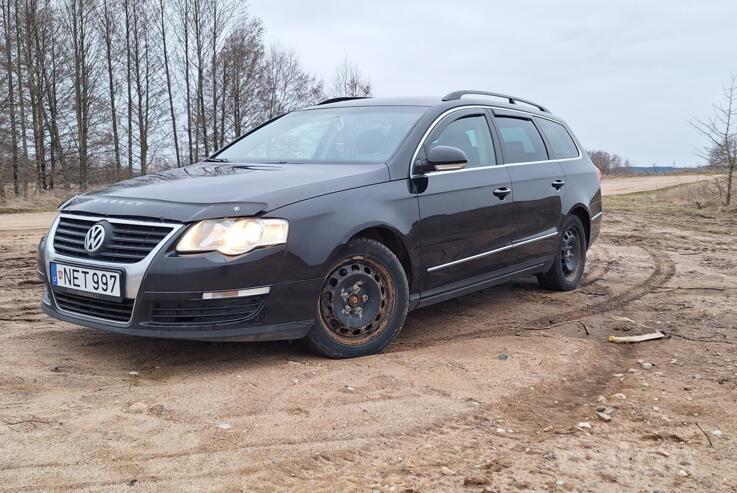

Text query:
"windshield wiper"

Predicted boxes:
[[204, 157, 228, 163]]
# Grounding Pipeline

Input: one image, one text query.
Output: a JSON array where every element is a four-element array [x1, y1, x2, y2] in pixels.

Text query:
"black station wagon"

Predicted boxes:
[[38, 90, 602, 358]]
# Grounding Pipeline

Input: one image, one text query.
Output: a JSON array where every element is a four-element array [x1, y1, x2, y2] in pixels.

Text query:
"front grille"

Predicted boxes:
[[150, 295, 267, 326], [53, 216, 174, 264], [54, 290, 134, 322]]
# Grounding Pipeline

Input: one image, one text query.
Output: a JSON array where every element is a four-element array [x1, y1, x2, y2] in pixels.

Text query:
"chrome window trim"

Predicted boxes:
[[44, 213, 185, 322], [427, 231, 558, 272], [409, 104, 582, 178]]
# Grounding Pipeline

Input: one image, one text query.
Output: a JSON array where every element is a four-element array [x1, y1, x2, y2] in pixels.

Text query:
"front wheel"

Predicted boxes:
[[538, 215, 587, 291], [306, 238, 409, 358]]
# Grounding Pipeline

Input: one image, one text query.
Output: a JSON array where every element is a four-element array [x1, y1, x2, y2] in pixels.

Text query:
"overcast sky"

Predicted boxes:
[[248, 0, 736, 167]]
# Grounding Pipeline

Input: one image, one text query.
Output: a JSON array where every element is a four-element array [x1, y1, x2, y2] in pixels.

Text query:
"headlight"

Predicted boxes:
[[176, 218, 289, 256]]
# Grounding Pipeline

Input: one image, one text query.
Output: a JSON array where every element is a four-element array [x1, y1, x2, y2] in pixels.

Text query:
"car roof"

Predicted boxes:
[[304, 97, 438, 108], [305, 95, 558, 120]]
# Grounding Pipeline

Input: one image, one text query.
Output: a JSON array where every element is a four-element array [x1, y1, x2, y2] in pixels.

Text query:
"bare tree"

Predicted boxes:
[[192, 0, 207, 158], [692, 75, 737, 206], [330, 58, 371, 99], [261, 44, 323, 120], [158, 0, 181, 167], [66, 0, 97, 190], [220, 19, 263, 139], [24, 0, 49, 190], [123, 0, 132, 175], [209, 0, 218, 148], [100, 0, 122, 179], [13, 0, 29, 196], [37, 0, 69, 189], [1, 0, 20, 197], [131, 0, 147, 174], [587, 150, 625, 175], [173, 0, 194, 164]]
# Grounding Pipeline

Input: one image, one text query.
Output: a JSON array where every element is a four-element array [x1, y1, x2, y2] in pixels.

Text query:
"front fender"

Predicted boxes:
[[268, 181, 421, 287]]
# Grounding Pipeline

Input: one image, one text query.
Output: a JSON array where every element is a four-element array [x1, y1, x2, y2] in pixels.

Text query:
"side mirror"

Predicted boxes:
[[416, 146, 468, 173]]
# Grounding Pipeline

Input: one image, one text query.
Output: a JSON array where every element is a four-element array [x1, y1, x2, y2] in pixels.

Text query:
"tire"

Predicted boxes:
[[306, 238, 409, 358], [538, 215, 587, 291]]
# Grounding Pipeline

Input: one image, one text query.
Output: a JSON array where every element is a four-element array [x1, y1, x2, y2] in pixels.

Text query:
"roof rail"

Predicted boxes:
[[441, 90, 549, 113], [317, 96, 372, 105]]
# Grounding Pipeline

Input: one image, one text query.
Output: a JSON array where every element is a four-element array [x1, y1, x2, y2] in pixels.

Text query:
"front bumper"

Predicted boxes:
[[40, 275, 320, 341], [39, 214, 321, 342], [41, 300, 314, 341]]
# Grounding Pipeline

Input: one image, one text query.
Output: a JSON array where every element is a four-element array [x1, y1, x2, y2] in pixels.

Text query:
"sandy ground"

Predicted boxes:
[[1, 181, 737, 492], [601, 174, 715, 196], [0, 211, 58, 230]]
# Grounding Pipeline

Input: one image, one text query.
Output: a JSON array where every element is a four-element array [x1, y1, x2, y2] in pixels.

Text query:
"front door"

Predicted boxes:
[[414, 109, 516, 295]]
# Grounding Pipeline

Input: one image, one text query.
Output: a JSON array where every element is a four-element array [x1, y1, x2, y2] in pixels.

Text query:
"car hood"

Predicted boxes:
[[62, 162, 390, 222]]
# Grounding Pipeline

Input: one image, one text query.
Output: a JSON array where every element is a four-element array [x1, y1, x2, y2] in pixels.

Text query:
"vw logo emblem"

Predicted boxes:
[[84, 223, 107, 253]]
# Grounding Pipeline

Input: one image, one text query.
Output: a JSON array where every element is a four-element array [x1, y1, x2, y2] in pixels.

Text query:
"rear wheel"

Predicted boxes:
[[538, 215, 587, 291], [306, 238, 409, 358]]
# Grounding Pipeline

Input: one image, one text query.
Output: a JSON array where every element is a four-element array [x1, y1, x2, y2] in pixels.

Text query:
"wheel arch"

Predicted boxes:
[[348, 225, 413, 291], [567, 204, 591, 248]]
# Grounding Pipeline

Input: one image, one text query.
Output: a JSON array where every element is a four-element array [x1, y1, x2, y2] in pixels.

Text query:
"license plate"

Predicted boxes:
[[50, 262, 123, 300]]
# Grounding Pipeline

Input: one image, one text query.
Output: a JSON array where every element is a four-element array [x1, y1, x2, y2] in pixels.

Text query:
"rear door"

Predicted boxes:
[[535, 116, 602, 245], [492, 111, 563, 261], [415, 109, 516, 295]]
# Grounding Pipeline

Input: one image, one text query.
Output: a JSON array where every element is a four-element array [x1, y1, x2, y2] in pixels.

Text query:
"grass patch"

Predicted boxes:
[[0, 187, 75, 215], [604, 176, 734, 215]]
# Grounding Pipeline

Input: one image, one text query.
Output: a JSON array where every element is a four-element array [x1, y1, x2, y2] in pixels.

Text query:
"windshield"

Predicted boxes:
[[215, 106, 427, 164]]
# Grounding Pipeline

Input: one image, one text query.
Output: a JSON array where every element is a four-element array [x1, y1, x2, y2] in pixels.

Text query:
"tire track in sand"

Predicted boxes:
[[394, 244, 676, 350]]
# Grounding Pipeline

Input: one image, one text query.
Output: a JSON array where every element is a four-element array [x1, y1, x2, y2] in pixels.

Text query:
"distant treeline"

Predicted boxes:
[[587, 150, 703, 175]]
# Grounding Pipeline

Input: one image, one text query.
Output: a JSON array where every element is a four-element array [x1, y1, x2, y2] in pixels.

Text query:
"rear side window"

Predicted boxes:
[[495, 117, 548, 164], [537, 119, 579, 159], [430, 115, 496, 168]]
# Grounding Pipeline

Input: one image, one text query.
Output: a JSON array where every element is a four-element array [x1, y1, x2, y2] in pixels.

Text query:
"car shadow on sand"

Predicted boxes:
[[46, 277, 545, 375]]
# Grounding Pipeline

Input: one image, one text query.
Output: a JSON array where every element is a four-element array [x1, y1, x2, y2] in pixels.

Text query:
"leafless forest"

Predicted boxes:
[[0, 0, 371, 202]]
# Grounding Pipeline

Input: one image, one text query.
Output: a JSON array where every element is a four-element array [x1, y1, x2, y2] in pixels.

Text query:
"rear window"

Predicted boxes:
[[537, 119, 579, 159], [495, 117, 548, 163]]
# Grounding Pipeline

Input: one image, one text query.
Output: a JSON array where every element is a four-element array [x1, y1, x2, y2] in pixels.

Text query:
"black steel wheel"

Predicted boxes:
[[307, 238, 409, 358], [559, 227, 583, 282], [319, 257, 396, 345], [538, 215, 587, 291]]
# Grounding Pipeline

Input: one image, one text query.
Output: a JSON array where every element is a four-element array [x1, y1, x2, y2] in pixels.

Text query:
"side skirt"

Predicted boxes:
[[409, 256, 554, 310]]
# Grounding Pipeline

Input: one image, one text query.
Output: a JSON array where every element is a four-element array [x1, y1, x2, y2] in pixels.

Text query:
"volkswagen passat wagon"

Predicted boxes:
[[39, 91, 602, 358]]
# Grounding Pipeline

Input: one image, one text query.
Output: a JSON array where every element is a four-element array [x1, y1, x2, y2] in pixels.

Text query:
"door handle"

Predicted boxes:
[[493, 187, 511, 199], [552, 179, 566, 190]]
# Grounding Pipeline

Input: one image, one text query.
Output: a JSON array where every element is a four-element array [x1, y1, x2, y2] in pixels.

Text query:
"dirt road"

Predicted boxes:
[[601, 173, 714, 196], [0, 211, 57, 230], [2, 189, 737, 491]]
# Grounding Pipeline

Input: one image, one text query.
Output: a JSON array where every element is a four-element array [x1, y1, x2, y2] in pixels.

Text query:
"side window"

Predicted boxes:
[[537, 119, 579, 159], [429, 115, 496, 168], [495, 117, 548, 164]]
